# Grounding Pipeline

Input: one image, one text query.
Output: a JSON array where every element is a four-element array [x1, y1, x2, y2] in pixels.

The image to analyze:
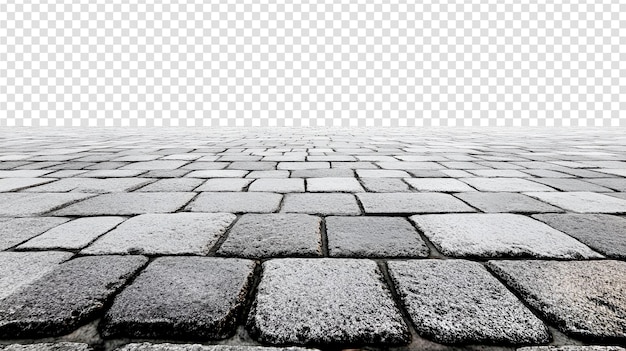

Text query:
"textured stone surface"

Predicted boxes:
[[404, 178, 476, 192], [186, 192, 282, 213], [455, 192, 563, 213], [533, 213, 626, 258], [249, 258, 410, 346], [525, 191, 626, 213], [306, 177, 364, 192], [411, 213, 601, 258], [248, 178, 305, 193], [134, 178, 204, 192], [24, 178, 153, 193], [195, 178, 253, 191], [531, 178, 614, 192], [0, 193, 92, 216], [517, 347, 625, 351], [115, 343, 313, 351], [488, 260, 626, 342], [281, 193, 361, 215], [54, 192, 195, 215], [0, 343, 93, 351], [0, 255, 147, 337], [357, 193, 475, 214], [0, 178, 54, 192], [0, 217, 69, 250], [82, 213, 235, 255], [19, 216, 124, 250], [186, 170, 248, 178], [326, 216, 428, 258], [361, 178, 410, 192], [218, 214, 322, 258], [461, 178, 556, 192], [0, 252, 72, 300], [388, 260, 549, 344], [102, 257, 255, 339]]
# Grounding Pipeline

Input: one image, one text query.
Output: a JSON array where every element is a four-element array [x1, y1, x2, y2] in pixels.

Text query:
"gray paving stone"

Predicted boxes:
[[248, 258, 410, 346], [0, 170, 53, 177], [82, 213, 235, 255], [404, 178, 476, 192], [248, 178, 305, 193], [0, 193, 93, 217], [468, 169, 531, 177], [134, 178, 204, 192], [525, 192, 626, 213], [218, 214, 321, 258], [411, 213, 601, 258], [227, 161, 277, 170], [18, 217, 125, 250], [377, 161, 441, 170], [356, 169, 411, 178], [461, 178, 556, 192], [306, 177, 364, 192], [454, 192, 564, 213], [361, 178, 410, 192], [0, 343, 93, 351], [120, 160, 188, 170], [326, 216, 428, 258], [24, 178, 153, 193], [406, 169, 451, 178], [281, 193, 360, 215], [357, 193, 475, 214], [0, 217, 70, 249], [102, 257, 255, 339], [0, 178, 55, 192], [186, 192, 281, 213], [0, 255, 147, 338], [0, 252, 72, 300], [277, 162, 330, 170], [532, 214, 626, 258], [42, 170, 88, 178], [54, 192, 195, 215], [115, 343, 313, 351], [186, 170, 249, 178], [331, 161, 377, 169], [388, 260, 549, 344], [517, 347, 625, 351], [113, 155, 161, 162], [608, 192, 626, 200], [195, 178, 253, 191], [530, 178, 613, 192], [290, 168, 353, 178], [181, 162, 228, 170], [585, 178, 626, 191], [142, 169, 191, 178], [488, 260, 626, 342], [246, 170, 290, 178], [80, 170, 147, 178]]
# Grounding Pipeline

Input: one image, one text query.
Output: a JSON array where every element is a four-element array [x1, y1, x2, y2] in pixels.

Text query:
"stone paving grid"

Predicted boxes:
[[0, 128, 625, 351]]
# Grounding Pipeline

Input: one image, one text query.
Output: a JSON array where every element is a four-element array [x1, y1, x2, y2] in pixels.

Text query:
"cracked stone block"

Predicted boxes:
[[461, 178, 556, 192], [134, 178, 204, 192], [524, 192, 626, 213], [0, 193, 93, 217], [454, 192, 563, 213], [82, 213, 235, 255], [120, 160, 189, 170], [53, 192, 195, 215], [249, 179, 305, 193], [357, 193, 475, 214], [102, 257, 255, 339], [186, 192, 282, 213], [0, 252, 72, 300], [488, 260, 626, 343], [326, 216, 428, 258], [186, 170, 248, 178], [18, 217, 125, 250], [306, 177, 364, 192], [0, 343, 93, 351], [517, 347, 625, 351], [24, 178, 153, 193], [356, 170, 411, 178], [361, 178, 410, 192], [411, 213, 602, 258], [532, 214, 626, 259], [404, 178, 476, 192], [115, 343, 314, 351], [0, 178, 55, 192], [0, 255, 148, 338], [195, 178, 253, 191], [531, 178, 614, 192], [218, 214, 321, 258], [388, 260, 549, 344], [277, 162, 330, 170], [248, 258, 410, 346], [281, 193, 360, 215], [0, 217, 70, 250]]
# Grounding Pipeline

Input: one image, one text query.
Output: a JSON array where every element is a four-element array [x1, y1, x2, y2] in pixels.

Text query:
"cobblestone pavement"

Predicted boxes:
[[0, 128, 625, 351]]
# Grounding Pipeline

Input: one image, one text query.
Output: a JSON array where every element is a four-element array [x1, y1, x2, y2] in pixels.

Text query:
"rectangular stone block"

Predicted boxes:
[[53, 192, 196, 216], [19, 217, 125, 250], [185, 192, 282, 213], [357, 193, 475, 214], [0, 193, 93, 217]]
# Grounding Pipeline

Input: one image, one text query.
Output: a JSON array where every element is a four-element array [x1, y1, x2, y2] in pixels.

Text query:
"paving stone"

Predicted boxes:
[[404, 178, 476, 192], [488, 260, 626, 343], [134, 178, 204, 192], [530, 178, 614, 192], [308, 155, 357, 162], [142, 169, 191, 178], [0, 343, 93, 351], [82, 213, 235, 255], [468, 169, 531, 177], [195, 178, 253, 191], [160, 154, 202, 161], [517, 347, 625, 351], [0, 217, 70, 249], [357, 193, 475, 214], [290, 168, 353, 178], [597, 168, 626, 177], [80, 170, 147, 178], [0, 193, 93, 216], [53, 192, 195, 216], [218, 214, 321, 258], [532, 214, 626, 258], [306, 177, 364, 192], [406, 169, 451, 178], [113, 155, 161, 162], [440, 169, 474, 178], [377, 161, 441, 170], [102, 257, 255, 339], [522, 169, 576, 178], [608, 192, 626, 200], [411, 213, 601, 258], [277, 162, 330, 170], [249, 178, 304, 193], [455, 192, 564, 213], [248, 258, 410, 346], [18, 217, 125, 250], [326, 216, 428, 258], [281, 193, 360, 215], [120, 160, 189, 170], [181, 162, 229, 170], [42, 170, 88, 178], [227, 161, 277, 171], [186, 192, 282, 213], [115, 343, 313, 351], [525, 191, 626, 213], [0, 170, 53, 177], [331, 161, 377, 169], [0, 255, 148, 338], [585, 178, 626, 191], [388, 260, 549, 344], [246, 170, 290, 178], [461, 178, 556, 192], [0, 178, 55, 192], [356, 169, 411, 178], [218, 155, 262, 162], [361, 178, 410, 192], [0, 252, 72, 300], [24, 178, 153, 193], [186, 170, 249, 178]]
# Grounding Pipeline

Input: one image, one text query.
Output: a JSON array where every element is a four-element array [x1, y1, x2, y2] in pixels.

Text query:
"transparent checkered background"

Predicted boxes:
[[1, 1, 625, 127]]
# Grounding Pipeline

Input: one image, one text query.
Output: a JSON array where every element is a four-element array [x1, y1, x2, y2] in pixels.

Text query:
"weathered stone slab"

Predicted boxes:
[[356, 170, 411, 178], [291, 169, 353, 178], [281, 193, 360, 215], [488, 260, 626, 343], [54, 192, 195, 215], [0, 217, 70, 250], [277, 162, 330, 170], [186, 170, 248, 178], [455, 192, 563, 213], [195, 178, 253, 191], [102, 257, 255, 339], [306, 177, 364, 192], [525, 192, 626, 213], [468, 169, 531, 177], [120, 160, 188, 170], [404, 178, 476, 192], [246, 170, 290, 178], [248, 179, 305, 193], [186, 192, 282, 213], [0, 252, 72, 300], [388, 260, 549, 344], [0, 170, 53, 178], [361, 178, 410, 192], [0, 193, 93, 217], [82, 213, 235, 255], [249, 258, 410, 346], [531, 178, 614, 192], [227, 161, 277, 170], [377, 162, 441, 170], [0, 343, 93, 351], [461, 178, 556, 192], [24, 178, 153, 193], [585, 178, 626, 191], [326, 216, 428, 258], [0, 256, 147, 338], [80, 170, 147, 178], [114, 343, 314, 351], [134, 178, 204, 192], [357, 193, 475, 214], [19, 217, 125, 250], [410, 213, 601, 258], [0, 178, 55, 192]]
